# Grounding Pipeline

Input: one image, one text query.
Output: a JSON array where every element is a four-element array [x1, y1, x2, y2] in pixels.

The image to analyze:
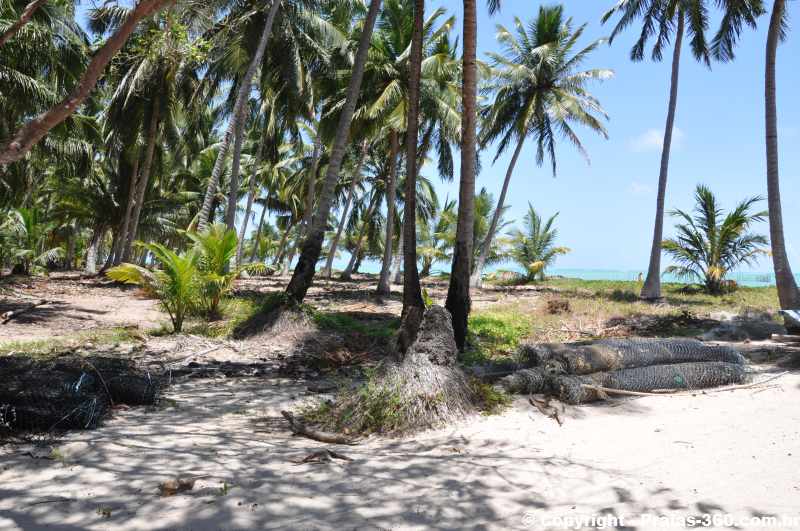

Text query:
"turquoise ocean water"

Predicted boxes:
[[332, 258, 783, 288]]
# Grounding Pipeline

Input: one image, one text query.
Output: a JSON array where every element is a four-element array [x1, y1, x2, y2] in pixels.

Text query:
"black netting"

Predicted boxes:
[[0, 355, 163, 433], [553, 362, 748, 404]]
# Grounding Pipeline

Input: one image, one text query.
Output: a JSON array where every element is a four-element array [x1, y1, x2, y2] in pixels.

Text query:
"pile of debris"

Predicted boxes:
[[0, 355, 163, 432], [499, 337, 749, 404]]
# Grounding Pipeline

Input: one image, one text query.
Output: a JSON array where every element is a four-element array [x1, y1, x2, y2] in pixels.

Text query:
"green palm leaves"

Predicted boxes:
[[107, 223, 266, 331], [510, 203, 569, 281], [662, 185, 768, 294], [2, 207, 64, 275]]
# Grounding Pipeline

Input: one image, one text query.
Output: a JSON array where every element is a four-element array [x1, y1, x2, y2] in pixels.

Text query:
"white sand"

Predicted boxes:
[[2, 367, 799, 530]]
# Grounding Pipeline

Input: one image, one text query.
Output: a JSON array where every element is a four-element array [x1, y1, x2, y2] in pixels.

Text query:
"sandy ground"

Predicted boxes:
[[2, 275, 800, 529], [0, 274, 163, 343], [1, 363, 799, 530]]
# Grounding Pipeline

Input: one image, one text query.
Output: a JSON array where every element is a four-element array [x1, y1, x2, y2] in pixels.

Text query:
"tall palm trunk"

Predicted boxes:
[[397, 0, 426, 354], [302, 132, 323, 237], [112, 152, 140, 266], [249, 202, 268, 263], [0, 0, 48, 48], [392, 219, 403, 284], [323, 141, 369, 278], [641, 13, 684, 300], [285, 0, 382, 303], [123, 102, 161, 262], [376, 131, 400, 295], [225, 105, 249, 230], [273, 220, 295, 267], [84, 226, 104, 275], [236, 137, 266, 266], [445, 0, 478, 351], [470, 136, 524, 288], [0, 0, 175, 165], [341, 189, 380, 280], [197, 0, 280, 231], [765, 0, 800, 315]]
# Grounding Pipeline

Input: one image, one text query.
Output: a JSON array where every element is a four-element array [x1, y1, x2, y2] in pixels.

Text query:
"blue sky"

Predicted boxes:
[[427, 0, 800, 273], [76, 1, 799, 274]]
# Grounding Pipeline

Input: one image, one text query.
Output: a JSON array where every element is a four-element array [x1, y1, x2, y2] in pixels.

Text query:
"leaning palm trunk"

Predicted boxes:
[[273, 220, 295, 267], [765, 0, 800, 316], [445, 0, 478, 351], [284, 0, 382, 304], [322, 141, 369, 279], [0, 0, 48, 48], [0, 0, 175, 165], [302, 133, 323, 238], [376, 132, 400, 295], [397, 0, 426, 354], [225, 105, 249, 231], [470, 137, 525, 288], [123, 103, 161, 262], [341, 189, 381, 280], [236, 138, 266, 267], [197, 0, 280, 232], [249, 202, 268, 263], [640, 14, 684, 300]]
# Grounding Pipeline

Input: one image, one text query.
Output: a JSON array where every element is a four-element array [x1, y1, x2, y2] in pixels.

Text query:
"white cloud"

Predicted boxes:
[[628, 127, 684, 152], [629, 181, 653, 195]]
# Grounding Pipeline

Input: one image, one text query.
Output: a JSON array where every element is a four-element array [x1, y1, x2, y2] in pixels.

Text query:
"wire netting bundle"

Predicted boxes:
[[0, 354, 163, 432], [519, 338, 745, 375], [552, 362, 748, 404], [498, 368, 551, 394]]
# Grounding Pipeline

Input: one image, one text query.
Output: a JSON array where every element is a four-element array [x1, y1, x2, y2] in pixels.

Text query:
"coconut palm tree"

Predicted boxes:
[[602, 0, 763, 300], [760, 0, 800, 315], [0, 0, 49, 48], [284, 0, 382, 304], [471, 6, 611, 288], [0, 0, 176, 165], [446, 0, 502, 351], [510, 203, 569, 282], [662, 185, 768, 294]]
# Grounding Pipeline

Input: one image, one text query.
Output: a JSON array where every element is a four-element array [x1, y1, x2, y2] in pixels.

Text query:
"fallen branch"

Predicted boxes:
[[291, 449, 353, 465], [581, 371, 790, 398], [1, 299, 50, 324], [280, 410, 360, 445]]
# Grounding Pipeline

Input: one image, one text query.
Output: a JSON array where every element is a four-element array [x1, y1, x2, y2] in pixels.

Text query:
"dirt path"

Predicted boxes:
[[0, 274, 164, 344], [2, 366, 798, 530]]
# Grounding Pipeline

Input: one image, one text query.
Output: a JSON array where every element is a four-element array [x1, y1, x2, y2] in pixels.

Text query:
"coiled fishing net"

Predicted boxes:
[[0, 354, 163, 432], [553, 362, 748, 404]]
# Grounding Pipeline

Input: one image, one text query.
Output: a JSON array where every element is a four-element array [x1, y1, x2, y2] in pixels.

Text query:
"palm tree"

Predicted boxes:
[[0, 0, 176, 165], [446, 0, 503, 350], [197, 0, 282, 232], [761, 0, 800, 314], [662, 185, 768, 294], [284, 0, 382, 304], [602, 0, 763, 300], [471, 6, 610, 288], [0, 0, 49, 48], [510, 203, 569, 282]]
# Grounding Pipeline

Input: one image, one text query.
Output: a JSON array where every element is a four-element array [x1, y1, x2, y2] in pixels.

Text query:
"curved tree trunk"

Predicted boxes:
[[123, 102, 161, 262], [445, 0, 478, 351], [376, 131, 400, 295], [397, 0, 426, 355], [322, 141, 369, 278], [249, 202, 268, 263], [225, 104, 249, 231], [284, 0, 381, 304], [197, 0, 281, 232], [765, 0, 800, 316], [640, 13, 684, 300], [0, 0, 48, 48], [470, 136, 524, 288], [0, 0, 175, 165], [341, 188, 380, 280], [236, 137, 266, 266]]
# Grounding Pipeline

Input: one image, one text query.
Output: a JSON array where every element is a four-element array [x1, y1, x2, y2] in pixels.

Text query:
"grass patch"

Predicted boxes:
[[471, 379, 513, 415], [312, 311, 400, 340], [463, 308, 536, 366], [0, 326, 144, 357], [183, 297, 261, 338]]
